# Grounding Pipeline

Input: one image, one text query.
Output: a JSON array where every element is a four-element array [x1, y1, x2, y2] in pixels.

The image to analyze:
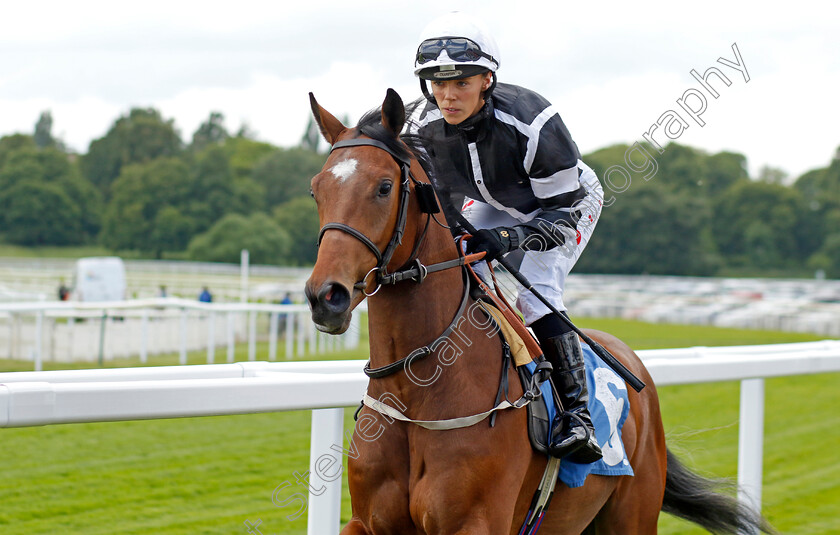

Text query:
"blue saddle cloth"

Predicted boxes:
[[525, 342, 634, 488]]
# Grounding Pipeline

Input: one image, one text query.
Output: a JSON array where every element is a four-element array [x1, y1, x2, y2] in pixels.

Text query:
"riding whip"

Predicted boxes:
[[453, 213, 646, 393]]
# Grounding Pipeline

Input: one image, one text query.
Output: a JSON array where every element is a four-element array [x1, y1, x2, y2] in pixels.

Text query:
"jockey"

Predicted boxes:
[[407, 11, 605, 463]]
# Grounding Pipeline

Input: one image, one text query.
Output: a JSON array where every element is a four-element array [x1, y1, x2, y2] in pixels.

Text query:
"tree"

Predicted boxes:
[[0, 181, 81, 245], [151, 206, 195, 256], [0, 147, 101, 243], [186, 145, 237, 232], [251, 147, 326, 209], [273, 196, 320, 265], [191, 111, 229, 152], [100, 158, 194, 254], [712, 181, 806, 267], [705, 151, 749, 198], [34, 111, 55, 149], [0, 134, 36, 169], [575, 185, 719, 276], [81, 107, 183, 195], [813, 233, 840, 279], [223, 136, 276, 181], [757, 165, 789, 185], [655, 142, 709, 196], [187, 213, 291, 265]]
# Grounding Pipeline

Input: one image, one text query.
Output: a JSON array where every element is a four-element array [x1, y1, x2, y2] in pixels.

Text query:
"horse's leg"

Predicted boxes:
[[585, 333, 668, 535], [530, 477, 616, 535], [589, 433, 666, 534]]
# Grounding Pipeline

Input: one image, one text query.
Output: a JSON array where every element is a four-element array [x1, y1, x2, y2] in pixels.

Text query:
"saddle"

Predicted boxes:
[[478, 299, 554, 456]]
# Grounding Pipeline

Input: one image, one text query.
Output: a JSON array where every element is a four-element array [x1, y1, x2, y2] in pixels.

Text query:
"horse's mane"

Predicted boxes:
[[355, 98, 433, 178]]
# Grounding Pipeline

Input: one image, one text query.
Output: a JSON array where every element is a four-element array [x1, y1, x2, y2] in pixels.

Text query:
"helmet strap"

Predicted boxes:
[[485, 72, 497, 96], [420, 78, 436, 104]]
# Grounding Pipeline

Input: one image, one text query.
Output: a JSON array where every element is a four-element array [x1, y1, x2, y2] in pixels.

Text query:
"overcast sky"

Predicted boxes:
[[1, 0, 838, 180]]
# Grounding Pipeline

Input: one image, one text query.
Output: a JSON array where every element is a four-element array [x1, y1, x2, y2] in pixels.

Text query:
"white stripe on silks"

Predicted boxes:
[[405, 105, 440, 168], [468, 142, 533, 222], [406, 104, 441, 134], [494, 105, 558, 174], [530, 166, 580, 198]]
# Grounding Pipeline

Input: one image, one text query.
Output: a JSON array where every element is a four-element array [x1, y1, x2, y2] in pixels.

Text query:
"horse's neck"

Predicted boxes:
[[366, 221, 465, 372]]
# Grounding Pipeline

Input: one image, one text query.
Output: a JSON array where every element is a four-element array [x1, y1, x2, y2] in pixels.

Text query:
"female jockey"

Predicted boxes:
[[407, 12, 605, 463]]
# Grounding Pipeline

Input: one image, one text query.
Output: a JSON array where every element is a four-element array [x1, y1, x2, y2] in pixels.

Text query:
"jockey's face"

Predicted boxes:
[[431, 72, 492, 125]]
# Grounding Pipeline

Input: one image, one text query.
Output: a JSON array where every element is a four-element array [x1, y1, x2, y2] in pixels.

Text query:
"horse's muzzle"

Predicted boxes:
[[305, 280, 352, 334]]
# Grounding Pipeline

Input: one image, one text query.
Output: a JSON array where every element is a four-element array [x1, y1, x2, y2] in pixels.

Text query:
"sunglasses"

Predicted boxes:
[[416, 37, 497, 66]]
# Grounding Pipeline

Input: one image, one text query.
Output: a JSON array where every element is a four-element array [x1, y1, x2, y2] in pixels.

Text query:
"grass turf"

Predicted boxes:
[[0, 318, 836, 534]]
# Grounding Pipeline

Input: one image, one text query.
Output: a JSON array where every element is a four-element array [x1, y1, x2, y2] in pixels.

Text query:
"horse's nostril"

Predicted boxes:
[[319, 282, 351, 314]]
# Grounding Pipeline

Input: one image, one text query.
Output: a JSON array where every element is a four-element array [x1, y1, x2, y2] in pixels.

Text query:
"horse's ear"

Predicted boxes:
[[309, 92, 346, 145], [381, 88, 405, 138]]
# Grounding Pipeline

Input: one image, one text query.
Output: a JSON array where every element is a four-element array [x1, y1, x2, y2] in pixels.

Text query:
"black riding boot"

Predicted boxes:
[[542, 331, 603, 463]]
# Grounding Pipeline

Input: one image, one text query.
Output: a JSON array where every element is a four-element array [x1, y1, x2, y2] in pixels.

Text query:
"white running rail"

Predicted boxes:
[[2, 341, 840, 534]]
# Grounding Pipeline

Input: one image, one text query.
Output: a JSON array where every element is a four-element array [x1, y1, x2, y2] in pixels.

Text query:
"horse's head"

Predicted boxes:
[[305, 89, 426, 334]]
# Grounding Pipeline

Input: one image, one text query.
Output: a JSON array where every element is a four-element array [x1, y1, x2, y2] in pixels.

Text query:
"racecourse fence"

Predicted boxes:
[[0, 298, 362, 369], [1, 341, 839, 534]]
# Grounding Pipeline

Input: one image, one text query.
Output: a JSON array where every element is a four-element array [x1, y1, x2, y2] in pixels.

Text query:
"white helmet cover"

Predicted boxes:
[[414, 12, 500, 79]]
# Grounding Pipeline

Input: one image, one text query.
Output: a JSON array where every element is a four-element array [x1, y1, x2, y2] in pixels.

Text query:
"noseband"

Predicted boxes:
[[317, 137, 434, 295]]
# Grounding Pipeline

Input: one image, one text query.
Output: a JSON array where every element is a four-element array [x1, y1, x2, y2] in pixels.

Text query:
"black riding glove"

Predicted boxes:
[[466, 227, 519, 262]]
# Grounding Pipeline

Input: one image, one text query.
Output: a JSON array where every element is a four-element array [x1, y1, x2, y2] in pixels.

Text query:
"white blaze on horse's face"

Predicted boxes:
[[329, 158, 358, 183]]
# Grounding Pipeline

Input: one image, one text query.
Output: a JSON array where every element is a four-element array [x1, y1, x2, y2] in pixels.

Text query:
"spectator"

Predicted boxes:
[[198, 286, 213, 303], [58, 279, 70, 301], [158, 285, 168, 298]]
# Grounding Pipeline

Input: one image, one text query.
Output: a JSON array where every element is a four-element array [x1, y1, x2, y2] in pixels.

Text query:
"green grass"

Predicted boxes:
[[0, 319, 837, 534]]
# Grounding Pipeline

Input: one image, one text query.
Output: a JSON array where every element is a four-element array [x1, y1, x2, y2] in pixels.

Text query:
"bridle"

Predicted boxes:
[[315, 136, 483, 379], [317, 137, 458, 296]]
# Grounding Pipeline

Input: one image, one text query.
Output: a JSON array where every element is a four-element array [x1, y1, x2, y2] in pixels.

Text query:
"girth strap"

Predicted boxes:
[[362, 392, 531, 431]]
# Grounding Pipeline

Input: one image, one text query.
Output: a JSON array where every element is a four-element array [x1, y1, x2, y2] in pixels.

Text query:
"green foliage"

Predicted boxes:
[[223, 136, 276, 181], [0, 134, 36, 169], [33, 111, 55, 149], [187, 212, 291, 264], [81, 108, 183, 195], [3, 109, 840, 277], [100, 158, 195, 255], [0, 147, 101, 245], [273, 196, 320, 265], [187, 145, 238, 228], [0, 181, 81, 245], [712, 180, 807, 266], [577, 185, 720, 275], [814, 233, 840, 278], [252, 147, 326, 209], [190, 111, 229, 152], [704, 151, 749, 197]]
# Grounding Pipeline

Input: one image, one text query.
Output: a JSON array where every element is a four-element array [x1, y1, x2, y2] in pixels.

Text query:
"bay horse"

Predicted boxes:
[[304, 88, 772, 535]]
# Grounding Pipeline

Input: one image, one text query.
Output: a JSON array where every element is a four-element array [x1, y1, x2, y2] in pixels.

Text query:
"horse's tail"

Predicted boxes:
[[662, 448, 775, 534]]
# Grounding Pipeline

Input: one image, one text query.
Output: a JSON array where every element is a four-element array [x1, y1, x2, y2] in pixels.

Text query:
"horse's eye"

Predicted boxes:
[[309, 188, 315, 199], [378, 180, 393, 197]]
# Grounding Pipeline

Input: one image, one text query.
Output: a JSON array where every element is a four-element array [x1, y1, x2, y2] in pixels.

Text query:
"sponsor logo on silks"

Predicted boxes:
[[462, 199, 475, 211], [434, 69, 464, 79]]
